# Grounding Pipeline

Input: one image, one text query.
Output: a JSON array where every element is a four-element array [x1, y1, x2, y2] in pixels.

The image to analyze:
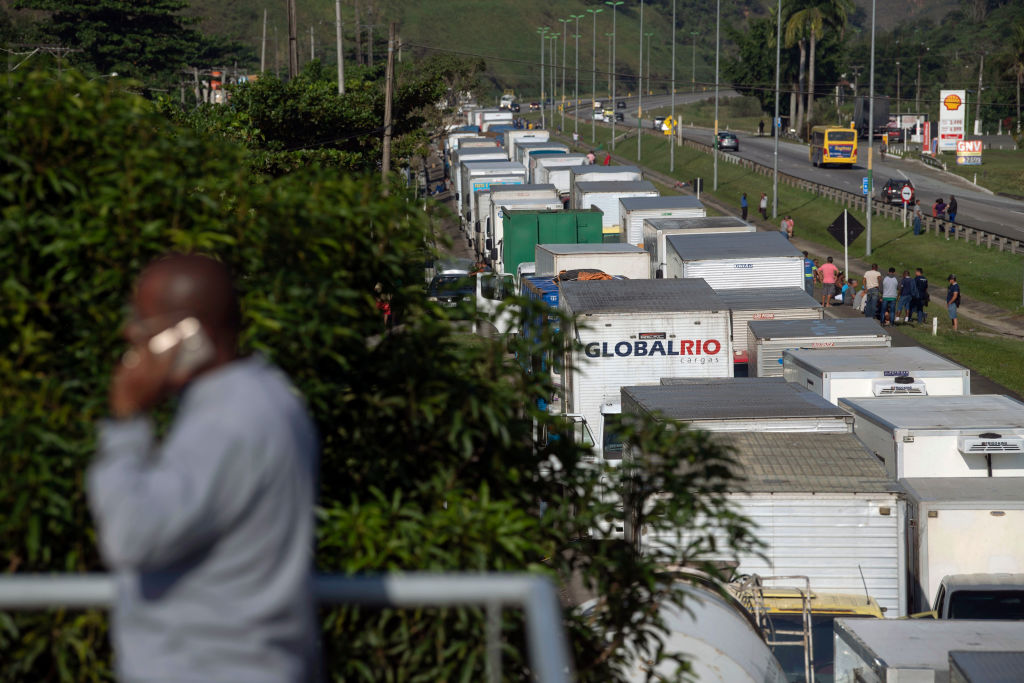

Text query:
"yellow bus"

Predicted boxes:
[[809, 125, 858, 167]]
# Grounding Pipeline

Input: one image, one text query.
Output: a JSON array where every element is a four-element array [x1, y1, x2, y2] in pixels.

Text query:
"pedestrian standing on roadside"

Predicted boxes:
[[880, 267, 899, 326], [572, 130, 580, 146], [862, 263, 882, 320], [911, 267, 929, 324], [782, 215, 794, 240], [759, 120, 765, 137], [759, 192, 768, 220], [603, 152, 612, 166], [586, 150, 596, 164], [802, 251, 815, 297], [896, 270, 916, 324], [947, 195, 958, 238], [912, 200, 923, 236], [818, 256, 839, 308], [740, 193, 749, 221], [947, 274, 960, 331]]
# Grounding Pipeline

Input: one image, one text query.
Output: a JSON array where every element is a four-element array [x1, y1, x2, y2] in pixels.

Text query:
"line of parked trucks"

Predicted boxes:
[[440, 109, 1024, 683]]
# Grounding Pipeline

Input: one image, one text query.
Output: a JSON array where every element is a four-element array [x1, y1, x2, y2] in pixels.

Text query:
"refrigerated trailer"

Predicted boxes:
[[620, 422, 906, 615], [460, 161, 527, 240], [643, 216, 756, 278], [453, 148, 509, 214], [834, 619, 1024, 683], [531, 154, 589, 194], [560, 279, 732, 460], [569, 165, 643, 198], [534, 243, 650, 280], [748, 318, 891, 378], [514, 141, 568, 168], [714, 288, 823, 368], [627, 379, 853, 433], [505, 130, 550, 162], [839, 395, 1024, 479], [784, 347, 970, 404], [901, 477, 1024, 613], [664, 232, 804, 290], [573, 181, 659, 240], [618, 196, 706, 246]]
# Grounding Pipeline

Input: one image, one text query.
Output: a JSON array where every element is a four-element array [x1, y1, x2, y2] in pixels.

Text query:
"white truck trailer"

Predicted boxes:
[[748, 318, 891, 378], [619, 387, 905, 614], [839, 395, 1024, 479], [901, 477, 1024, 612], [514, 141, 568, 168], [569, 165, 643, 198], [505, 130, 549, 162], [534, 243, 650, 280], [833, 619, 1024, 683], [560, 279, 732, 461], [664, 231, 804, 289], [482, 185, 560, 262], [618, 196, 706, 247], [784, 347, 971, 404], [573, 181, 659, 241], [460, 161, 527, 239], [643, 216, 756, 278], [453, 147, 509, 214], [531, 154, 589, 194], [714, 288, 822, 369]]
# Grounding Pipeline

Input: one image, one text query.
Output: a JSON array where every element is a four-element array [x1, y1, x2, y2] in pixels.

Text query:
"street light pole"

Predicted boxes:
[[866, 0, 876, 256], [587, 8, 603, 143], [645, 32, 654, 95], [670, 0, 677, 172], [713, 0, 720, 190], [550, 34, 558, 129], [606, 33, 614, 98], [538, 27, 549, 129], [573, 13, 583, 137], [559, 17, 570, 132], [772, 0, 781, 218], [638, 0, 644, 162], [690, 31, 699, 93], [606, 1, 623, 150]]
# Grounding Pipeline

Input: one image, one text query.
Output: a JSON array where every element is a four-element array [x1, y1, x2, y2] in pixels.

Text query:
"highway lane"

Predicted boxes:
[[576, 97, 1024, 242], [674, 126, 1024, 243]]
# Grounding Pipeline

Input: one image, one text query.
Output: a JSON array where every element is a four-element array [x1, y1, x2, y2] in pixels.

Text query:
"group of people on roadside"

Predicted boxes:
[[911, 195, 958, 238], [854, 264, 931, 326]]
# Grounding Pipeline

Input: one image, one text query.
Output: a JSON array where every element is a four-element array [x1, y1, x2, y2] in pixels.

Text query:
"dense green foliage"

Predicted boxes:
[[1, 68, 757, 681]]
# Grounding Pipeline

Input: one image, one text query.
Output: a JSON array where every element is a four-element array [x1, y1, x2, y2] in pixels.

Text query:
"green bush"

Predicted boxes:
[[0, 68, 758, 681]]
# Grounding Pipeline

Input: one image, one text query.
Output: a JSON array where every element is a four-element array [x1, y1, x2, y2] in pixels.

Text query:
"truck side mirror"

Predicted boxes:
[[655, 269, 664, 279], [490, 249, 497, 262], [486, 238, 493, 251]]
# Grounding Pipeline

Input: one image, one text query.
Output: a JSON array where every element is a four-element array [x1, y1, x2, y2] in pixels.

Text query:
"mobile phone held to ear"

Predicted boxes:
[[148, 317, 215, 376]]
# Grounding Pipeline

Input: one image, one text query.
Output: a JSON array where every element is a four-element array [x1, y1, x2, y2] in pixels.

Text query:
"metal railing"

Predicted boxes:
[[0, 572, 573, 683]]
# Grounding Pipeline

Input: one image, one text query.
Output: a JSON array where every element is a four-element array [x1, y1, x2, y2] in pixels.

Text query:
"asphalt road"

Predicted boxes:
[[578, 95, 1024, 243]]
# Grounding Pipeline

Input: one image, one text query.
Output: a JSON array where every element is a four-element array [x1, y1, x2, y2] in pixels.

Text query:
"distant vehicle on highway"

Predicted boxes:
[[879, 178, 915, 205], [617, 100, 626, 109], [510, 102, 521, 113], [603, 108, 614, 120], [593, 109, 605, 121], [809, 125, 858, 167], [716, 131, 739, 151], [529, 102, 540, 111], [614, 112, 625, 122], [882, 125, 904, 144], [653, 116, 666, 129]]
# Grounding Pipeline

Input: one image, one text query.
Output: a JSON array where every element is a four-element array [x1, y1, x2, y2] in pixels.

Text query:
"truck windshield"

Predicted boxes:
[[602, 415, 623, 461], [767, 613, 875, 683], [948, 590, 1024, 619]]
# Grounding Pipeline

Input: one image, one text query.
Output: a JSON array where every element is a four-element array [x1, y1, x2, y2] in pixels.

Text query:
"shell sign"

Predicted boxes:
[[942, 93, 964, 111], [938, 90, 967, 152]]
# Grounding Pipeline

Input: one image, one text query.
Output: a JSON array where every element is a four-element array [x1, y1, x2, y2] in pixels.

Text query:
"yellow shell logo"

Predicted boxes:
[[943, 93, 963, 111]]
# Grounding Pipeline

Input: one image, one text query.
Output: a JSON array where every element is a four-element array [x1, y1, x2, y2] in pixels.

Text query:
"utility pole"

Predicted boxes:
[[381, 22, 396, 189], [354, 0, 362, 65], [772, 0, 781, 218], [975, 52, 985, 135], [550, 34, 558, 130], [670, 0, 676, 172], [915, 44, 928, 113], [538, 27, 548, 129], [637, 0, 644, 162], [587, 8, 602, 143], [896, 61, 900, 113], [691, 31, 699, 93], [867, 0, 876, 256], [335, 0, 344, 94], [713, 0, 720, 190], [287, 0, 299, 78], [261, 9, 267, 72], [607, 0, 623, 150], [644, 32, 653, 95], [573, 13, 583, 137], [310, 26, 315, 61], [559, 17, 570, 132]]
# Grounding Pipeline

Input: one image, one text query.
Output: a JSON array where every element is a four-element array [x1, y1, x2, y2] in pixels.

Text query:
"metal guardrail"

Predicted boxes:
[[680, 137, 1024, 256], [0, 572, 573, 683]]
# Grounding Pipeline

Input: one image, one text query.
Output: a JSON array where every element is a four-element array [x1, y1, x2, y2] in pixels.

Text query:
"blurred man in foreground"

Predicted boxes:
[[88, 253, 320, 682]]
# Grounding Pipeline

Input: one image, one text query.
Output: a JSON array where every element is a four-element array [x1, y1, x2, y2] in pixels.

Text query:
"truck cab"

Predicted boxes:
[[931, 573, 1024, 620], [730, 575, 883, 683]]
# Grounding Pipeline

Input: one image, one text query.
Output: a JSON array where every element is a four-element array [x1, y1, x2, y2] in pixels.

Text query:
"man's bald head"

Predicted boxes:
[[136, 253, 241, 351]]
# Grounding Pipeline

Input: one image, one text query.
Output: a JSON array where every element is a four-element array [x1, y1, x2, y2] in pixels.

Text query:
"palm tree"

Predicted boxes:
[[783, 1, 809, 134], [786, 0, 852, 135]]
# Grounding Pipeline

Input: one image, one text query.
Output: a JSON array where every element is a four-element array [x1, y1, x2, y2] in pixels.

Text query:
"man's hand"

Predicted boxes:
[[109, 343, 178, 419]]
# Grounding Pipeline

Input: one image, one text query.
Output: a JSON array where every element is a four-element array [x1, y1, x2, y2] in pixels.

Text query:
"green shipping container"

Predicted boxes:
[[500, 209, 604, 276]]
